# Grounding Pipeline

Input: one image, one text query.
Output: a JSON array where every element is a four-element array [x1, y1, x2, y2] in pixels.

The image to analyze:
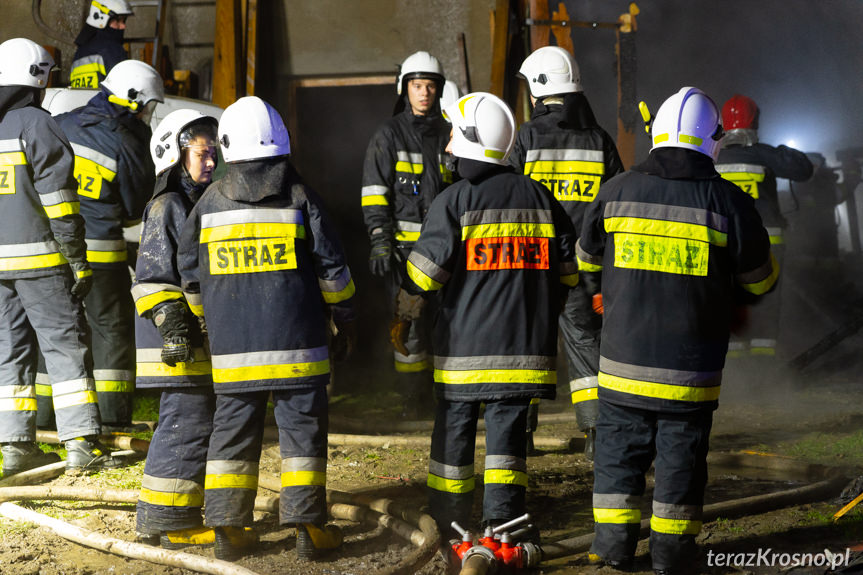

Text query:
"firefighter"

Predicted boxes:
[[510, 46, 624, 460], [133, 110, 219, 549], [70, 0, 133, 89], [716, 94, 812, 359], [578, 87, 778, 574], [0, 38, 120, 474], [46, 59, 163, 434], [177, 96, 355, 562], [361, 50, 453, 417], [392, 92, 578, 541]]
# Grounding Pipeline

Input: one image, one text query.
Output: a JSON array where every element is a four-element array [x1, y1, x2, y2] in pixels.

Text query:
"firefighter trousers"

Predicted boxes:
[[204, 387, 328, 527], [427, 398, 530, 538], [36, 268, 135, 427], [0, 274, 100, 443], [136, 387, 215, 534], [591, 399, 712, 571], [729, 245, 784, 358], [560, 283, 601, 432]]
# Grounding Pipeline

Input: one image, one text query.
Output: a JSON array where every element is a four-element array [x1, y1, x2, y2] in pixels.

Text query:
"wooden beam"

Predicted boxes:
[[489, 0, 509, 99], [245, 0, 258, 96], [550, 2, 573, 55], [615, 2, 640, 169], [213, 0, 242, 108], [528, 0, 549, 52]]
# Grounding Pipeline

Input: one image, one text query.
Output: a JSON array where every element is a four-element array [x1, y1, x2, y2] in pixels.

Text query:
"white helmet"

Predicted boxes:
[[444, 92, 515, 165], [151, 109, 218, 176], [218, 96, 290, 163], [651, 87, 723, 160], [440, 80, 461, 118], [397, 51, 444, 95], [86, 0, 133, 30], [0, 38, 54, 88], [101, 60, 165, 111], [518, 46, 582, 98]]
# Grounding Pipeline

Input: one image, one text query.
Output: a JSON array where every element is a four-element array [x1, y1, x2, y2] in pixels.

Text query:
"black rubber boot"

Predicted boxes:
[[1, 442, 61, 477], [213, 526, 258, 561], [296, 523, 343, 562], [64, 436, 121, 471]]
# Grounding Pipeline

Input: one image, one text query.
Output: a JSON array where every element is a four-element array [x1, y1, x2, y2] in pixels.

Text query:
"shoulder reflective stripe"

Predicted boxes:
[[594, 507, 641, 524], [202, 208, 304, 228], [461, 209, 553, 227], [407, 259, 443, 291], [715, 163, 767, 175], [434, 368, 556, 385], [484, 468, 529, 487], [0, 139, 24, 153], [525, 149, 605, 163], [435, 355, 556, 371], [485, 454, 527, 472], [737, 252, 779, 295], [650, 516, 702, 535], [575, 240, 603, 271], [408, 251, 450, 285], [599, 372, 721, 402], [395, 151, 424, 174], [71, 144, 118, 176], [429, 459, 474, 480], [600, 356, 721, 387], [200, 222, 305, 243], [427, 472, 475, 494], [605, 201, 728, 233], [462, 222, 556, 240]]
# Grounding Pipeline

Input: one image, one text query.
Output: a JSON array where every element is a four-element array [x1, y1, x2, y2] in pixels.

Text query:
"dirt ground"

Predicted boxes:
[[1, 364, 863, 575]]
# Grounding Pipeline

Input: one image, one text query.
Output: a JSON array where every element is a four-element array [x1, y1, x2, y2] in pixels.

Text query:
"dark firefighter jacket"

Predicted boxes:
[[132, 167, 211, 388], [56, 90, 155, 269], [177, 157, 355, 394], [576, 148, 779, 413], [70, 26, 128, 89], [0, 86, 86, 279], [361, 108, 453, 249], [402, 160, 578, 402], [510, 93, 624, 236], [715, 142, 813, 242]]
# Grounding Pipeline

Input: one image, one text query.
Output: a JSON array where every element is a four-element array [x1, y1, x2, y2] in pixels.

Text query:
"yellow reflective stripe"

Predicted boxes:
[[95, 380, 134, 393], [524, 160, 605, 175], [0, 398, 37, 412], [653, 133, 669, 145], [395, 229, 421, 242], [200, 223, 305, 243], [136, 360, 212, 377], [440, 164, 453, 184], [571, 387, 598, 404], [75, 154, 117, 181], [0, 252, 66, 272], [678, 134, 703, 146], [560, 273, 579, 287], [462, 222, 555, 240], [599, 372, 721, 402], [594, 507, 641, 524], [394, 358, 432, 373], [427, 473, 475, 494], [361, 195, 388, 207], [75, 268, 92, 279], [87, 249, 127, 263], [0, 151, 27, 166], [604, 217, 726, 246], [395, 161, 424, 174], [769, 235, 783, 245], [135, 291, 184, 316], [212, 359, 329, 383], [740, 253, 779, 296], [43, 201, 81, 219], [70, 62, 106, 77], [35, 383, 52, 397], [138, 487, 203, 508], [281, 470, 326, 487], [321, 278, 355, 304], [435, 369, 556, 385], [650, 515, 702, 535], [484, 468, 528, 487], [576, 256, 602, 273], [407, 259, 443, 291], [53, 390, 98, 410], [721, 171, 766, 183], [204, 473, 258, 490]]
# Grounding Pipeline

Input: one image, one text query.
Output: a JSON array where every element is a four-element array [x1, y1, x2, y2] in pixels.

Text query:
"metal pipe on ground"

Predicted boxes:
[[329, 412, 578, 434], [0, 501, 261, 575]]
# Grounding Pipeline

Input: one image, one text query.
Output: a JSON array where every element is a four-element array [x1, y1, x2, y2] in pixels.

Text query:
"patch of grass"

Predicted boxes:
[[783, 429, 863, 463], [714, 516, 745, 534], [131, 390, 161, 422], [363, 451, 381, 462]]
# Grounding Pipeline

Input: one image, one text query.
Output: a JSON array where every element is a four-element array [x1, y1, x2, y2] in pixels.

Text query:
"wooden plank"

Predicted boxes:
[[213, 0, 241, 108], [292, 75, 395, 88], [550, 2, 573, 54], [528, 0, 549, 51], [489, 0, 510, 98], [245, 0, 257, 96], [615, 3, 640, 169], [457, 32, 471, 94]]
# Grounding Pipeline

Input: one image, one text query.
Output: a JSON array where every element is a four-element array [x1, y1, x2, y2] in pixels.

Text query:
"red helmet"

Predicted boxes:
[[722, 94, 759, 130]]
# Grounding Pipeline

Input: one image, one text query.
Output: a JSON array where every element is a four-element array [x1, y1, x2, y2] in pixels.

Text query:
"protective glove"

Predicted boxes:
[[153, 300, 194, 367], [592, 293, 604, 316], [390, 288, 426, 356], [70, 261, 93, 298], [368, 232, 393, 277], [329, 320, 356, 362], [390, 317, 411, 356]]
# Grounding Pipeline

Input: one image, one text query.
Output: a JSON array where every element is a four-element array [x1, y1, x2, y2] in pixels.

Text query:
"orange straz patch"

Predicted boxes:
[[466, 237, 549, 270]]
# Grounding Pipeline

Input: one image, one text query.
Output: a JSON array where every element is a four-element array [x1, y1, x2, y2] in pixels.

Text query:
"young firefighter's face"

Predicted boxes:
[[407, 79, 437, 116]]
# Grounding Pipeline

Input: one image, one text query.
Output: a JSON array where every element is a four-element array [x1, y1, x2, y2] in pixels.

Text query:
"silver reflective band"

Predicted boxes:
[[202, 208, 303, 228]]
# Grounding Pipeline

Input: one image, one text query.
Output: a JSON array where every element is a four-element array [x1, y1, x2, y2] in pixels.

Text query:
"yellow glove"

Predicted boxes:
[[389, 317, 411, 356]]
